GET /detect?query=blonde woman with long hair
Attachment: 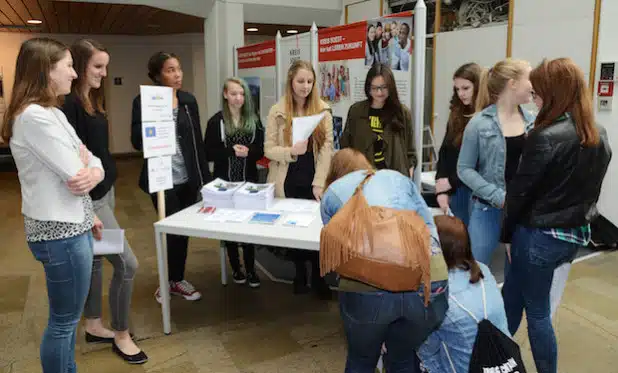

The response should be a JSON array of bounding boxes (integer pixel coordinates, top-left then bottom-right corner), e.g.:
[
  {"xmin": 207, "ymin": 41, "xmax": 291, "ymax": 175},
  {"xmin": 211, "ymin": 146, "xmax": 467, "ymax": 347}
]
[
  {"xmin": 264, "ymin": 60, "xmax": 334, "ymax": 298},
  {"xmin": 456, "ymin": 59, "xmax": 535, "ymax": 265}
]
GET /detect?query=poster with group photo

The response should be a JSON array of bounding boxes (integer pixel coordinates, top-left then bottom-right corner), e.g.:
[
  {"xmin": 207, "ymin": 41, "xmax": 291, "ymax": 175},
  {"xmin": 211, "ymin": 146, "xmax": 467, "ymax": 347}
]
[
  {"xmin": 237, "ymin": 40, "xmax": 277, "ymax": 125},
  {"xmin": 278, "ymin": 32, "xmax": 312, "ymax": 98},
  {"xmin": 318, "ymin": 12, "xmax": 414, "ymax": 149}
]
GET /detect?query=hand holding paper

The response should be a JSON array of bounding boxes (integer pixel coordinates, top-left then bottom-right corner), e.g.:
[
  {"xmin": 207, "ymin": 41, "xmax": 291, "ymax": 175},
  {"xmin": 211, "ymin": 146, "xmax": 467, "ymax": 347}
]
[{"xmin": 292, "ymin": 111, "xmax": 326, "ymax": 144}]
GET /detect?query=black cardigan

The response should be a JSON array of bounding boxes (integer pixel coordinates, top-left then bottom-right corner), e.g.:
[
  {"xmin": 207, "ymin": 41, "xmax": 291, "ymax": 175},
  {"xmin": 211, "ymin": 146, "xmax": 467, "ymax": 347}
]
[
  {"xmin": 204, "ymin": 110, "xmax": 264, "ymax": 183},
  {"xmin": 62, "ymin": 93, "xmax": 117, "ymax": 201},
  {"xmin": 130, "ymin": 90, "xmax": 211, "ymax": 196},
  {"xmin": 435, "ymin": 136, "xmax": 462, "ymax": 194}
]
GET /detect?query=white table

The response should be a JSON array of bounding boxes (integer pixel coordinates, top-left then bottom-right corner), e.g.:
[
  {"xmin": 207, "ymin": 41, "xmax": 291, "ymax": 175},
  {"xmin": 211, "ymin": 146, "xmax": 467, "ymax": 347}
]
[{"xmin": 153, "ymin": 200, "xmax": 443, "ymax": 334}]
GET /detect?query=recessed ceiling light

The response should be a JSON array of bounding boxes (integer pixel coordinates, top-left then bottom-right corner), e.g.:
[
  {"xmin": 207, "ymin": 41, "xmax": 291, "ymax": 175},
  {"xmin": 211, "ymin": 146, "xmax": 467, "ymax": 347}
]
[
  {"xmin": 27, "ymin": 19, "xmax": 42, "ymax": 25},
  {"xmin": 286, "ymin": 30, "xmax": 298, "ymax": 34},
  {"xmin": 246, "ymin": 27, "xmax": 259, "ymax": 32}
]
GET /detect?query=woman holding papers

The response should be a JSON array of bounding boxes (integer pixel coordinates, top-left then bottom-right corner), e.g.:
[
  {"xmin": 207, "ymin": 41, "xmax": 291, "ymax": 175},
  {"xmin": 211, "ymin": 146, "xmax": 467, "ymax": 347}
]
[
  {"xmin": 2, "ymin": 38, "xmax": 105, "ymax": 373},
  {"xmin": 341, "ymin": 63, "xmax": 416, "ymax": 177},
  {"xmin": 205, "ymin": 77, "xmax": 264, "ymax": 288},
  {"xmin": 63, "ymin": 39, "xmax": 147, "ymax": 364},
  {"xmin": 265, "ymin": 60, "xmax": 334, "ymax": 299},
  {"xmin": 131, "ymin": 52, "xmax": 211, "ymax": 304}
]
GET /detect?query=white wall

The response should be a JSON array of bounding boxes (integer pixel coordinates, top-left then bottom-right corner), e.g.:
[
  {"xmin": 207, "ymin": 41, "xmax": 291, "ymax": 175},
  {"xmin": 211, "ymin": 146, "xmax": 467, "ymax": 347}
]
[
  {"xmin": 433, "ymin": 26, "xmax": 508, "ymax": 146},
  {"xmin": 595, "ymin": 0, "xmax": 618, "ymax": 226},
  {"xmin": 245, "ymin": 34, "xmax": 275, "ymax": 45},
  {"xmin": 343, "ymin": 0, "xmax": 382, "ymax": 24},
  {"xmin": 0, "ymin": 32, "xmax": 205, "ymax": 154},
  {"xmin": 511, "ymin": 0, "xmax": 596, "ymax": 82}
]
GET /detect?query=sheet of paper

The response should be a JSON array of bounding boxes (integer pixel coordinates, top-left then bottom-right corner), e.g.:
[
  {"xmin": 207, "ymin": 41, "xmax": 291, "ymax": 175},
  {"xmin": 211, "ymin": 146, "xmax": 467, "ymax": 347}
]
[
  {"xmin": 292, "ymin": 111, "xmax": 326, "ymax": 144},
  {"xmin": 271, "ymin": 199, "xmax": 320, "ymax": 213},
  {"xmin": 93, "ymin": 229, "xmax": 125, "ymax": 255},
  {"xmin": 203, "ymin": 209, "xmax": 254, "ymax": 223},
  {"xmin": 148, "ymin": 156, "xmax": 173, "ymax": 193},
  {"xmin": 140, "ymin": 85, "xmax": 176, "ymax": 158},
  {"xmin": 282, "ymin": 213, "xmax": 315, "ymax": 227}
]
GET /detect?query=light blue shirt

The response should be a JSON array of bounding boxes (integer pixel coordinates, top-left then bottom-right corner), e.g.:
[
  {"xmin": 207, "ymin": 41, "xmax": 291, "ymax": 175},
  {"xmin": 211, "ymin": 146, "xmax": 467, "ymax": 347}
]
[{"xmin": 418, "ymin": 263, "xmax": 510, "ymax": 372}]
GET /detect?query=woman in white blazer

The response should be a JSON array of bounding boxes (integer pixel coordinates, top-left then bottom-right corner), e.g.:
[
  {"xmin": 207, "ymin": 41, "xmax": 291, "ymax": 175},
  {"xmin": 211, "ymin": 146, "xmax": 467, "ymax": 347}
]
[{"xmin": 1, "ymin": 38, "xmax": 104, "ymax": 373}]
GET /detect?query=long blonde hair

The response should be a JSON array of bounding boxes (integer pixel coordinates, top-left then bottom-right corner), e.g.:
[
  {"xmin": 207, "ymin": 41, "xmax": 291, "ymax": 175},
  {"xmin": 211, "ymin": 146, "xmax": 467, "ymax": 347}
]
[
  {"xmin": 283, "ymin": 60, "xmax": 327, "ymax": 149},
  {"xmin": 2, "ymin": 38, "xmax": 69, "ymax": 142},
  {"xmin": 476, "ymin": 58, "xmax": 530, "ymax": 112}
]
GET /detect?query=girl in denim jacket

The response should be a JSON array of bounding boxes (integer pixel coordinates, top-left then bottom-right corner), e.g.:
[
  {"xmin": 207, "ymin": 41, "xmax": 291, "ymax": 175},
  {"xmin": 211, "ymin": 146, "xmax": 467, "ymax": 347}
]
[{"xmin": 456, "ymin": 59, "xmax": 535, "ymax": 265}]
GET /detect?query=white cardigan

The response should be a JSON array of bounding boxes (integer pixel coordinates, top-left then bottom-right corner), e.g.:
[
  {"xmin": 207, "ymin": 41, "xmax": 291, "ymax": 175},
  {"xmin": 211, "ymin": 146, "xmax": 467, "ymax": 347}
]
[{"xmin": 10, "ymin": 104, "xmax": 104, "ymax": 223}]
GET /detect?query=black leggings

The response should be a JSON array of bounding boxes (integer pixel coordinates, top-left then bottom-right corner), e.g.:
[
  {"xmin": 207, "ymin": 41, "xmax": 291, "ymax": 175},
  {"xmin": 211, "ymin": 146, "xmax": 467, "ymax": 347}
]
[
  {"xmin": 224, "ymin": 242, "xmax": 255, "ymax": 273},
  {"xmin": 151, "ymin": 183, "xmax": 195, "ymax": 282}
]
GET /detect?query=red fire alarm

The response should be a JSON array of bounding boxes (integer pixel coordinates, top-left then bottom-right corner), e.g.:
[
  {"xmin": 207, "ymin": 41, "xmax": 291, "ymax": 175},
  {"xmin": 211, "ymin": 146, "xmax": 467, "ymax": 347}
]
[{"xmin": 598, "ymin": 81, "xmax": 614, "ymax": 97}]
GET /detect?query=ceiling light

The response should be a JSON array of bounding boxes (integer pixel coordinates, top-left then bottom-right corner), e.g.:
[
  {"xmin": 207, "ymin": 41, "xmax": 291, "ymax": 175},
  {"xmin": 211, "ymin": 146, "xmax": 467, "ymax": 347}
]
[
  {"xmin": 27, "ymin": 19, "xmax": 42, "ymax": 25},
  {"xmin": 286, "ymin": 30, "xmax": 299, "ymax": 34},
  {"xmin": 246, "ymin": 27, "xmax": 259, "ymax": 32}
]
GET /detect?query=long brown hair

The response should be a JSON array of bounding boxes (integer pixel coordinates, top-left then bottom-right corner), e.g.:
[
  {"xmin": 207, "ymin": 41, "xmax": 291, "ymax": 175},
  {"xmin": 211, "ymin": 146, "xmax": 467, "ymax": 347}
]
[
  {"xmin": 283, "ymin": 60, "xmax": 327, "ymax": 149},
  {"xmin": 434, "ymin": 215, "xmax": 484, "ymax": 283},
  {"xmin": 1, "ymin": 38, "xmax": 69, "ymax": 142},
  {"xmin": 476, "ymin": 58, "xmax": 530, "ymax": 112},
  {"xmin": 70, "ymin": 38, "xmax": 108, "ymax": 115},
  {"xmin": 364, "ymin": 63, "xmax": 405, "ymax": 130},
  {"xmin": 530, "ymin": 58, "xmax": 599, "ymax": 147},
  {"xmin": 445, "ymin": 63, "xmax": 481, "ymax": 147},
  {"xmin": 324, "ymin": 148, "xmax": 373, "ymax": 190}
]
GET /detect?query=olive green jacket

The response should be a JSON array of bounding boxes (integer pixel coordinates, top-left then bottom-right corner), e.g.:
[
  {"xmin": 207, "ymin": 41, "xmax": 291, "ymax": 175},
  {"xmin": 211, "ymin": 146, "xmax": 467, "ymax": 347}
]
[{"xmin": 341, "ymin": 100, "xmax": 417, "ymax": 175}]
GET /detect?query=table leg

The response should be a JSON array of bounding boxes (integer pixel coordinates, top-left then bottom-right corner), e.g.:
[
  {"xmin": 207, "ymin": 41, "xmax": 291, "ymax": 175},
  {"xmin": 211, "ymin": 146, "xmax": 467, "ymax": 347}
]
[
  {"xmin": 155, "ymin": 229, "xmax": 171, "ymax": 335},
  {"xmin": 220, "ymin": 242, "xmax": 228, "ymax": 286}
]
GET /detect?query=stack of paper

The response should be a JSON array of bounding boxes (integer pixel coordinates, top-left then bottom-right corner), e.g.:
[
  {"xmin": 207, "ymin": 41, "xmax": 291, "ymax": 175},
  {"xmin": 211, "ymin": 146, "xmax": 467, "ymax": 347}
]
[
  {"xmin": 233, "ymin": 182, "xmax": 275, "ymax": 210},
  {"xmin": 200, "ymin": 178, "xmax": 245, "ymax": 208}
]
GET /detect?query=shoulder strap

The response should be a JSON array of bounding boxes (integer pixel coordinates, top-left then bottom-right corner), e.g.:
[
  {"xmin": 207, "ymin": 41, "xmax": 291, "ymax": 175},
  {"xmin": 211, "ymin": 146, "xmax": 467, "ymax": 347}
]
[{"xmin": 448, "ymin": 279, "xmax": 487, "ymax": 323}]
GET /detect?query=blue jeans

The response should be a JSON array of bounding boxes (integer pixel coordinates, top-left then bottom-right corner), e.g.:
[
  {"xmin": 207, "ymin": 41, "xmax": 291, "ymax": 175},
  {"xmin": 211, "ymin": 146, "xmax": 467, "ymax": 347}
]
[
  {"xmin": 502, "ymin": 226, "xmax": 578, "ymax": 373},
  {"xmin": 449, "ymin": 186, "xmax": 472, "ymax": 226},
  {"xmin": 28, "ymin": 232, "xmax": 94, "ymax": 373},
  {"xmin": 467, "ymin": 199, "xmax": 503, "ymax": 264},
  {"xmin": 339, "ymin": 281, "xmax": 449, "ymax": 373}
]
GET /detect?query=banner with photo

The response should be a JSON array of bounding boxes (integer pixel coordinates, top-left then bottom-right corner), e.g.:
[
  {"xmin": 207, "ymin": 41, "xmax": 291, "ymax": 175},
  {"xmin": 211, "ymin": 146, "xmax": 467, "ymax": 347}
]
[
  {"xmin": 237, "ymin": 40, "xmax": 277, "ymax": 125},
  {"xmin": 318, "ymin": 11, "xmax": 414, "ymax": 149},
  {"xmin": 278, "ymin": 32, "xmax": 312, "ymax": 98}
]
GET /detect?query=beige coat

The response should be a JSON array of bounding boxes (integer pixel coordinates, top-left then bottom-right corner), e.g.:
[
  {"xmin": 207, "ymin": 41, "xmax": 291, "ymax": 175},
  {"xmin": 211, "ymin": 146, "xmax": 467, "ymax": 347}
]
[{"xmin": 264, "ymin": 98, "xmax": 334, "ymax": 198}]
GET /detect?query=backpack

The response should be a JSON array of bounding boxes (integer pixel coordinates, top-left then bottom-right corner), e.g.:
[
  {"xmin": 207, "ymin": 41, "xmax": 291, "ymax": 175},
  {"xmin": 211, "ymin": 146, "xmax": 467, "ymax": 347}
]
[
  {"xmin": 319, "ymin": 170, "xmax": 433, "ymax": 305},
  {"xmin": 444, "ymin": 280, "xmax": 527, "ymax": 373}
]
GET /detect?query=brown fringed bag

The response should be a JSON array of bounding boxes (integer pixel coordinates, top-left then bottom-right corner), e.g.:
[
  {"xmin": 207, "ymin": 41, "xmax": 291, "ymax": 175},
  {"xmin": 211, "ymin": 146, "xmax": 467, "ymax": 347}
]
[{"xmin": 320, "ymin": 171, "xmax": 433, "ymax": 305}]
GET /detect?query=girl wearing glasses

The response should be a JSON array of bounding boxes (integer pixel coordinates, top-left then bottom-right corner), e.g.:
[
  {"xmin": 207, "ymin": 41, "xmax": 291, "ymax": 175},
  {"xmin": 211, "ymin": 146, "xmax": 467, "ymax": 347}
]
[{"xmin": 341, "ymin": 63, "xmax": 416, "ymax": 177}]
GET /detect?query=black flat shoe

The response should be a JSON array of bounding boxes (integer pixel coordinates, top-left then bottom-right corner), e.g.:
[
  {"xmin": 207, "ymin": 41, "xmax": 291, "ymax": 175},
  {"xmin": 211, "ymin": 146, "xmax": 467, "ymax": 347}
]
[
  {"xmin": 85, "ymin": 332, "xmax": 135, "ymax": 344},
  {"xmin": 112, "ymin": 342, "xmax": 148, "ymax": 364},
  {"xmin": 85, "ymin": 332, "xmax": 114, "ymax": 344}
]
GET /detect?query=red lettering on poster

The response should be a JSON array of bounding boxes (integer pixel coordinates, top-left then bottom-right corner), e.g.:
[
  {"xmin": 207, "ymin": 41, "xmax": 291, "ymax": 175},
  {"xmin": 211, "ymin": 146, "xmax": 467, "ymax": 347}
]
[
  {"xmin": 318, "ymin": 22, "xmax": 366, "ymax": 62},
  {"xmin": 238, "ymin": 40, "xmax": 276, "ymax": 69},
  {"xmin": 598, "ymin": 81, "xmax": 614, "ymax": 97},
  {"xmin": 384, "ymin": 10, "xmax": 414, "ymax": 19}
]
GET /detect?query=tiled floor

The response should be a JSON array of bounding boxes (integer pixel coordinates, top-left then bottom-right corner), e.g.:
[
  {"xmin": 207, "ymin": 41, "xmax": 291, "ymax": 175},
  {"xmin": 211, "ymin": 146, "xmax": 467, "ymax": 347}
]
[{"xmin": 1, "ymin": 159, "xmax": 616, "ymax": 372}]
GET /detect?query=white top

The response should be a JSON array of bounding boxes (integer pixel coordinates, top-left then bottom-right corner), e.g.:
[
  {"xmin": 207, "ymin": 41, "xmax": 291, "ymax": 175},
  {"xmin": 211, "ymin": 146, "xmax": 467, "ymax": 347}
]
[{"xmin": 10, "ymin": 104, "xmax": 104, "ymax": 223}]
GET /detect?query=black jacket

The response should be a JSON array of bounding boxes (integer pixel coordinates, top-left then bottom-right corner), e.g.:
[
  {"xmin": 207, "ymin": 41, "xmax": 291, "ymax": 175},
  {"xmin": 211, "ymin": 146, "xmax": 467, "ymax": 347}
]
[
  {"xmin": 62, "ymin": 93, "xmax": 117, "ymax": 201},
  {"xmin": 204, "ymin": 111, "xmax": 264, "ymax": 183},
  {"xmin": 504, "ymin": 116, "xmax": 612, "ymax": 235},
  {"xmin": 131, "ymin": 90, "xmax": 211, "ymax": 196}
]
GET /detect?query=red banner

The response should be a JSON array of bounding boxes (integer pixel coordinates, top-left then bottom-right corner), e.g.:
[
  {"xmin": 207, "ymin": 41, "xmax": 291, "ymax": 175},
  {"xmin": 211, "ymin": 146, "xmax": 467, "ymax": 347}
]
[
  {"xmin": 318, "ymin": 22, "xmax": 366, "ymax": 62},
  {"xmin": 238, "ymin": 40, "xmax": 276, "ymax": 69}
]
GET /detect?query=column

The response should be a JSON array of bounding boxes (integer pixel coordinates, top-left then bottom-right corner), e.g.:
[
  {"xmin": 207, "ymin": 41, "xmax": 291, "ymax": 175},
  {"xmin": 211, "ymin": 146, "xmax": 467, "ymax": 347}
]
[{"xmin": 204, "ymin": 0, "xmax": 245, "ymax": 120}]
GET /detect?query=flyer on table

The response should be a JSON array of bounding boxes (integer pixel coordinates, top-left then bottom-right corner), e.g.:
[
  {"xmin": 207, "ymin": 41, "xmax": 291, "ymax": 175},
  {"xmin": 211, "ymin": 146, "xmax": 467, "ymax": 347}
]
[
  {"xmin": 318, "ymin": 12, "xmax": 413, "ymax": 149},
  {"xmin": 237, "ymin": 40, "xmax": 277, "ymax": 125},
  {"xmin": 140, "ymin": 85, "xmax": 176, "ymax": 158}
]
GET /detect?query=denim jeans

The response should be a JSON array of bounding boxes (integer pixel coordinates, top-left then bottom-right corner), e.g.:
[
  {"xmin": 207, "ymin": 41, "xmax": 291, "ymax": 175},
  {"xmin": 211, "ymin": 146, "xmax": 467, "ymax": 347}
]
[
  {"xmin": 467, "ymin": 199, "xmax": 503, "ymax": 265},
  {"xmin": 449, "ymin": 186, "xmax": 472, "ymax": 227},
  {"xmin": 28, "ymin": 232, "xmax": 94, "ymax": 373},
  {"xmin": 339, "ymin": 281, "xmax": 449, "ymax": 373},
  {"xmin": 502, "ymin": 225, "xmax": 579, "ymax": 373}
]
